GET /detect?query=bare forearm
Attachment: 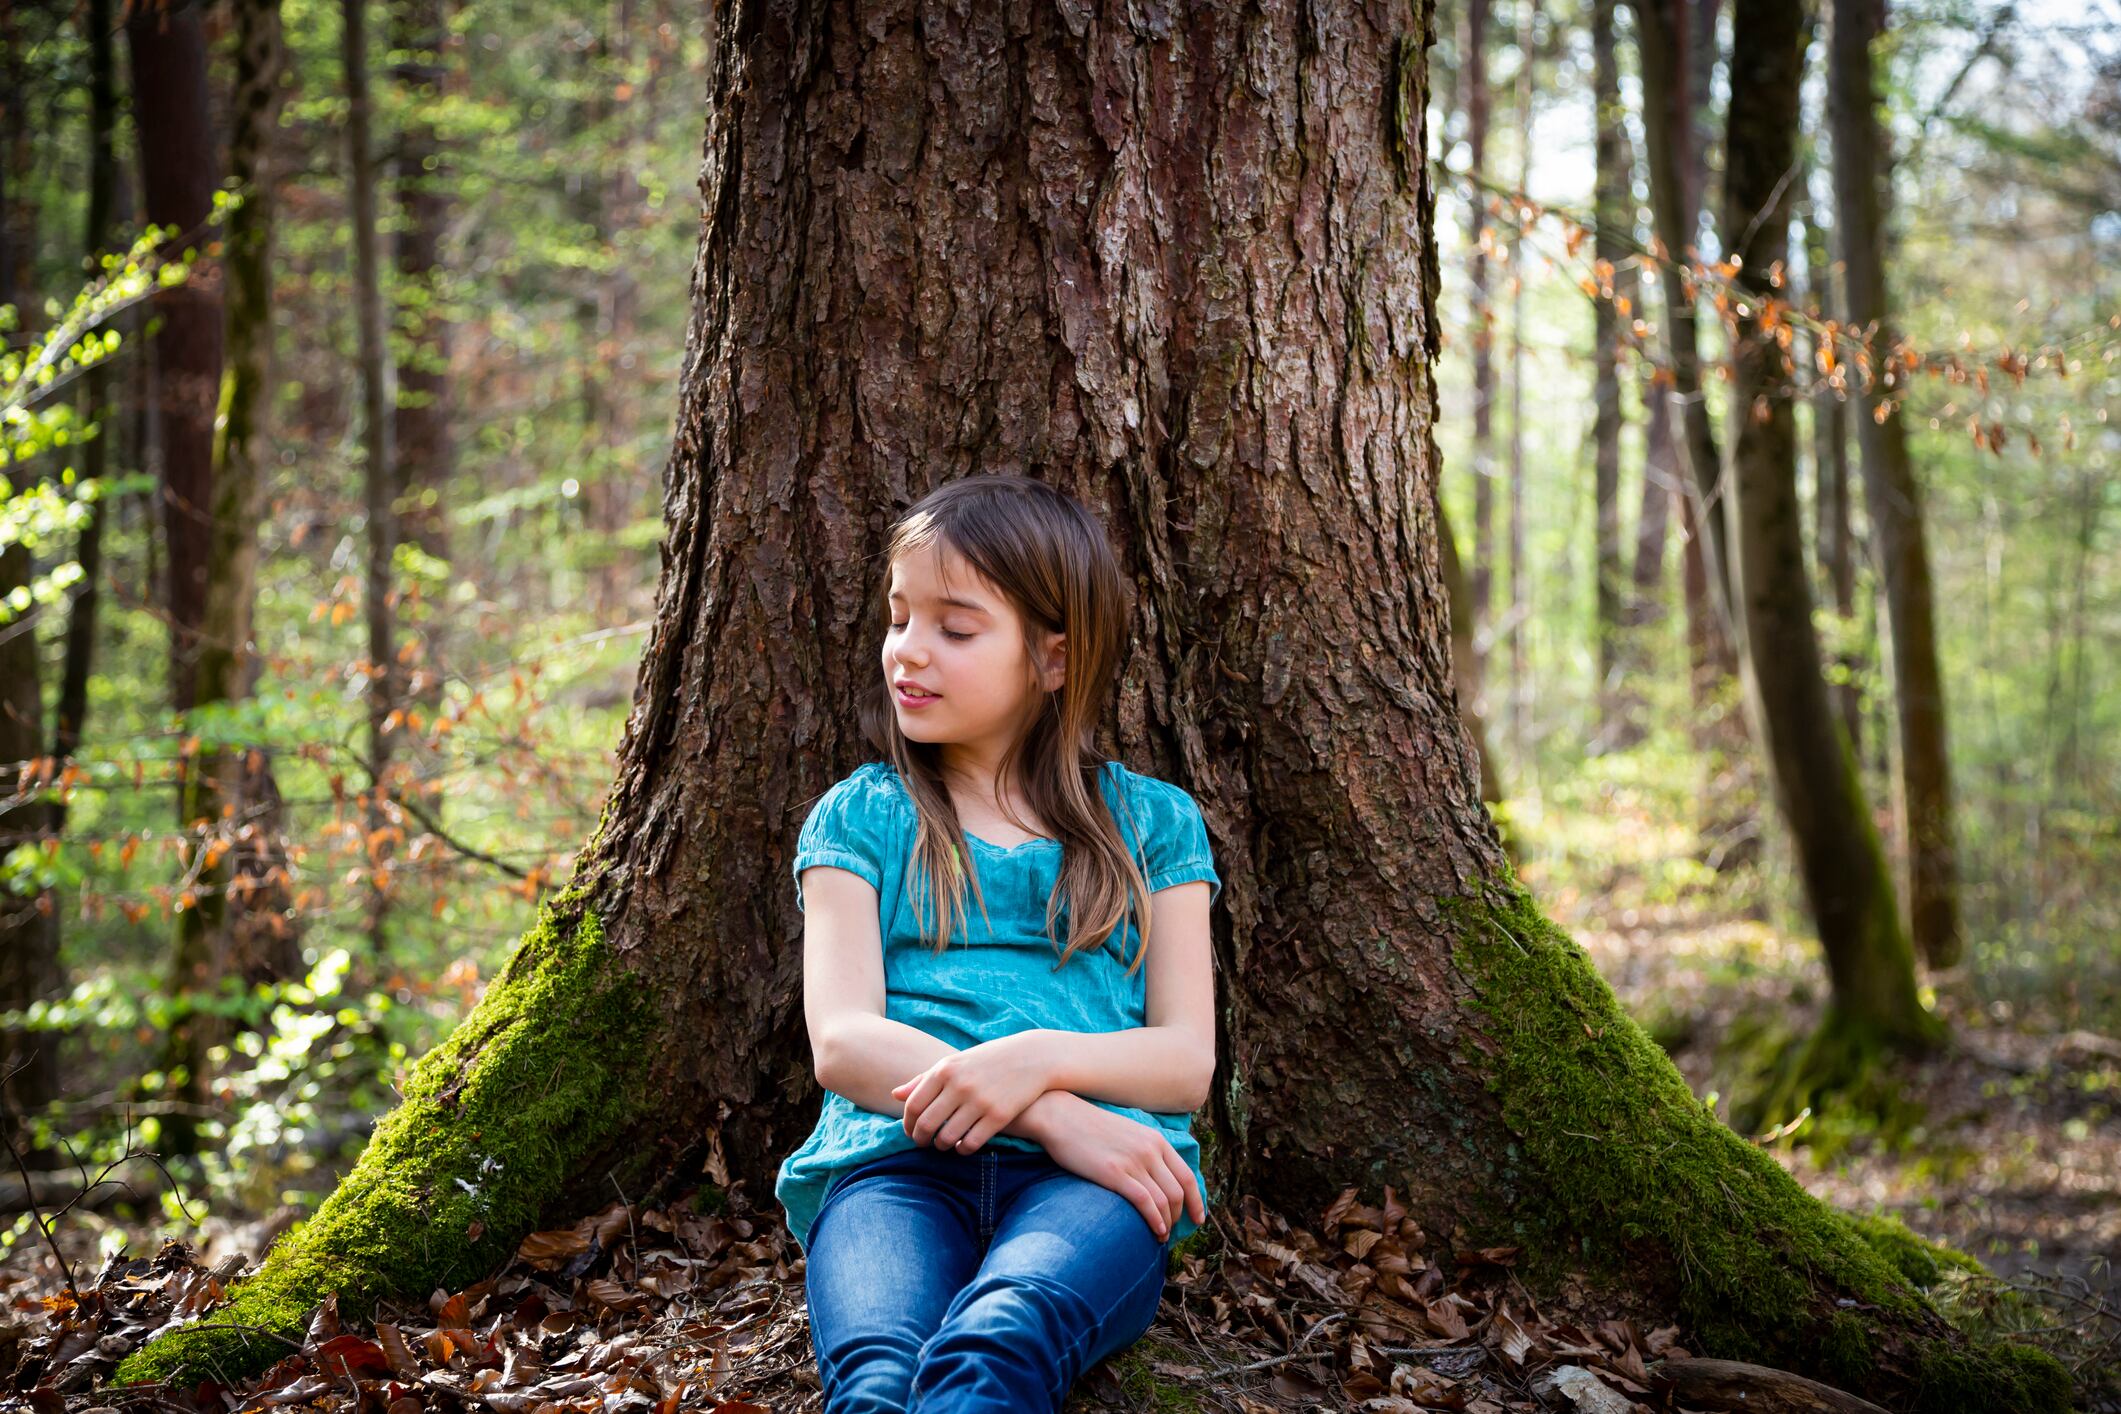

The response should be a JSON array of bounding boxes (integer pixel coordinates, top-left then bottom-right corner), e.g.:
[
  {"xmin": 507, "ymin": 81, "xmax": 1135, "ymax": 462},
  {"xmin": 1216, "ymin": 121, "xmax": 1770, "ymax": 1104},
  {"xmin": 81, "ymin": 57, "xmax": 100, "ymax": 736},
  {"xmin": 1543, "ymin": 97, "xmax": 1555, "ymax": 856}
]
[
  {"xmin": 1031, "ymin": 1026, "xmax": 1213, "ymax": 1114},
  {"xmin": 816, "ymin": 1014, "xmax": 1052, "ymax": 1141}
]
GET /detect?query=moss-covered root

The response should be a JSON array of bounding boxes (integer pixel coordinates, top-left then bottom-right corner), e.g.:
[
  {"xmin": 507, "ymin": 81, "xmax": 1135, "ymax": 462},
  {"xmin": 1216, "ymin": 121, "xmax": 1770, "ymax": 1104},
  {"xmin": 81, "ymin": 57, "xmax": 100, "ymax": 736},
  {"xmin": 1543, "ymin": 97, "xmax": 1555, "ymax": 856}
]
[
  {"xmin": 113, "ymin": 888, "xmax": 654, "ymax": 1389},
  {"xmin": 1730, "ymin": 999, "xmax": 1936, "ymax": 1139},
  {"xmin": 1445, "ymin": 881, "xmax": 2073, "ymax": 1414}
]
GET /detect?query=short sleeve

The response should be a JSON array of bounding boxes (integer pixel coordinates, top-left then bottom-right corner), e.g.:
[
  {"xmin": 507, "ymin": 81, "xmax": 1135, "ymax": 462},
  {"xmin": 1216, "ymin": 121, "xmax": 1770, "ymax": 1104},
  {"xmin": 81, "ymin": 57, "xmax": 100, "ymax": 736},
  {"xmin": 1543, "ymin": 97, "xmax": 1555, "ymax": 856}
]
[
  {"xmin": 791, "ymin": 768, "xmax": 891, "ymax": 913},
  {"xmin": 1135, "ymin": 776, "xmax": 1222, "ymax": 905}
]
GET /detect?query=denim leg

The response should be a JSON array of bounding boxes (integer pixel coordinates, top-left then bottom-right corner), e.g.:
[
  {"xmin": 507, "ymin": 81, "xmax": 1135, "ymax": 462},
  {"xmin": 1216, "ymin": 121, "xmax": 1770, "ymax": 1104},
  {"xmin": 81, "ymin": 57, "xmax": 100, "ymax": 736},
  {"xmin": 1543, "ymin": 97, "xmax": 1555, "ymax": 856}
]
[
  {"xmin": 804, "ymin": 1152, "xmax": 984, "ymax": 1414},
  {"xmin": 908, "ymin": 1165, "xmax": 1171, "ymax": 1413}
]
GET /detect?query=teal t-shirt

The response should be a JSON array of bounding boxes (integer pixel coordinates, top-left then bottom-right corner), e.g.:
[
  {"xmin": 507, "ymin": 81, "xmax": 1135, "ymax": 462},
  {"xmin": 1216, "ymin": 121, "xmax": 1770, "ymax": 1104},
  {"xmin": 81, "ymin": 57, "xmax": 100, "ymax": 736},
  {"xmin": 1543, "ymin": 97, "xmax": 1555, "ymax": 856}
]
[{"xmin": 775, "ymin": 759, "xmax": 1221, "ymax": 1254}]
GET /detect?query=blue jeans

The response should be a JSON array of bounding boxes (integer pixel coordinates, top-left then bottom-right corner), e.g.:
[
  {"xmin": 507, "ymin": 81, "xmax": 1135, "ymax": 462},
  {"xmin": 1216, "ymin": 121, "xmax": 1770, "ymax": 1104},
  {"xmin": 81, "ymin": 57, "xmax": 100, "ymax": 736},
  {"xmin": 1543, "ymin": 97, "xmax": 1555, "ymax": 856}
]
[{"xmin": 803, "ymin": 1145, "xmax": 1176, "ymax": 1412}]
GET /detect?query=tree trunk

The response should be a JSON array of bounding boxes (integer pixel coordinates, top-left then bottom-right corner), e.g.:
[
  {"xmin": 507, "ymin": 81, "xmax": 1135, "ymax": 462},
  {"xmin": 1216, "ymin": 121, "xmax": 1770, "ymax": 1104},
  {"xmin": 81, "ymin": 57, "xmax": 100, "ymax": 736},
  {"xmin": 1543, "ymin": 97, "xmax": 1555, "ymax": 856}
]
[
  {"xmin": 1464, "ymin": 0, "xmax": 1497, "ymax": 683},
  {"xmin": 1591, "ymin": 0, "xmax": 1626, "ymax": 739},
  {"xmin": 53, "ymin": 0, "xmax": 121, "ymax": 828},
  {"xmin": 1720, "ymin": 0, "xmax": 1938, "ymax": 1080},
  {"xmin": 1801, "ymin": 187, "xmax": 1862, "ymax": 753},
  {"xmin": 1632, "ymin": 0, "xmax": 1759, "ymax": 869},
  {"xmin": 0, "ymin": 0, "xmax": 61, "ymax": 1148},
  {"xmin": 1628, "ymin": 0, "xmax": 1733, "ymax": 650},
  {"xmin": 1504, "ymin": 0, "xmax": 1536, "ymax": 764},
  {"xmin": 161, "ymin": 0, "xmax": 298, "ymax": 1158},
  {"xmin": 117, "ymin": 6, "xmax": 2065, "ymax": 1410},
  {"xmin": 389, "ymin": 0, "xmax": 455, "ymax": 714},
  {"xmin": 0, "ymin": 538, "xmax": 58, "ymax": 1153},
  {"xmin": 1826, "ymin": 0, "xmax": 1962, "ymax": 969},
  {"xmin": 345, "ymin": 0, "xmax": 400, "ymax": 973},
  {"xmin": 125, "ymin": 0, "xmax": 224, "ymax": 741}
]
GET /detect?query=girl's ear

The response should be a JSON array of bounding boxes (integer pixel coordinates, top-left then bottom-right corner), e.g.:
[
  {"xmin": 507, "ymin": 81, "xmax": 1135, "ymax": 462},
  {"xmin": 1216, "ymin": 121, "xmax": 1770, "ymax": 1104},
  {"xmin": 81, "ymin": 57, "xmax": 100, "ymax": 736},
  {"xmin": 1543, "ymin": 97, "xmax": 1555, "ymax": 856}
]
[{"xmin": 1039, "ymin": 632, "xmax": 1066, "ymax": 693}]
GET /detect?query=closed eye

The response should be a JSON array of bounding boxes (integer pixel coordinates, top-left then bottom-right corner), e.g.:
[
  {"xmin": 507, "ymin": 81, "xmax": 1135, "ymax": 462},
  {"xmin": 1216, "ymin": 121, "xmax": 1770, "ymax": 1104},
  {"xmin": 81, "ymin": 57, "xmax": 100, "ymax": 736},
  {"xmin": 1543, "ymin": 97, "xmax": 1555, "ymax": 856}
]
[{"xmin": 889, "ymin": 622, "xmax": 973, "ymax": 641}]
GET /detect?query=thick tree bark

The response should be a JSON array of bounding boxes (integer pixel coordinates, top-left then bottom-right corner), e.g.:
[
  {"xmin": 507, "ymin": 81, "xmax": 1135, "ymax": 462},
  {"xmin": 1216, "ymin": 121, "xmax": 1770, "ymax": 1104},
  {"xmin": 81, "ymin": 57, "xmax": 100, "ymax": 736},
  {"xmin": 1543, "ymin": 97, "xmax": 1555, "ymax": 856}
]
[
  {"xmin": 118, "ymin": 6, "xmax": 2065, "ymax": 1410},
  {"xmin": 162, "ymin": 0, "xmax": 298, "ymax": 1157},
  {"xmin": 1720, "ymin": 0, "xmax": 1937, "ymax": 1070},
  {"xmin": 1826, "ymin": 0, "xmax": 1962, "ymax": 969}
]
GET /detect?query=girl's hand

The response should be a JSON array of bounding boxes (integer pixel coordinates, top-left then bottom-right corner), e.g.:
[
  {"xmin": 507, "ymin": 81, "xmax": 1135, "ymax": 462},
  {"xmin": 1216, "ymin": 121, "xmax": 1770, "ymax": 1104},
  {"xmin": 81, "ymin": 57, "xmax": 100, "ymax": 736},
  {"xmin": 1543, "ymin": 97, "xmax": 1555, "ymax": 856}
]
[
  {"xmin": 1034, "ymin": 1094, "xmax": 1204, "ymax": 1242},
  {"xmin": 891, "ymin": 1033, "xmax": 1053, "ymax": 1153}
]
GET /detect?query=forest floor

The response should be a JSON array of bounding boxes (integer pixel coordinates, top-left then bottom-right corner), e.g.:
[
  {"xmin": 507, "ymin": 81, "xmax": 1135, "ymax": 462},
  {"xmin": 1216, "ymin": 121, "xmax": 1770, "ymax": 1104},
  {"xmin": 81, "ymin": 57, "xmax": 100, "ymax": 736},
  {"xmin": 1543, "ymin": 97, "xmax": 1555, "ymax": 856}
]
[{"xmin": 7, "ymin": 884, "xmax": 2120, "ymax": 1414}]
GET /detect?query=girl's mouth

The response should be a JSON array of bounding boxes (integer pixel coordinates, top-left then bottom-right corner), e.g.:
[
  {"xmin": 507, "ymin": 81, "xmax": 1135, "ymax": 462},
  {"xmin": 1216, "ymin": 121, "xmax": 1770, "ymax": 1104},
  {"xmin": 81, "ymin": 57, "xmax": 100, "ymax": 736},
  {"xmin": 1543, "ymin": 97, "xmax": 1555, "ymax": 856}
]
[{"xmin": 896, "ymin": 685, "xmax": 942, "ymax": 708}]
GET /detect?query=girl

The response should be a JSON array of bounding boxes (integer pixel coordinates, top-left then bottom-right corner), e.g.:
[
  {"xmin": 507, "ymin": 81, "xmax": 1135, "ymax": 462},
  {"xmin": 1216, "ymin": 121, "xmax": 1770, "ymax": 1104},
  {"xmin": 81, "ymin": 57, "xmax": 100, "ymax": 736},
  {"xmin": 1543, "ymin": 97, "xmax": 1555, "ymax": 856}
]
[{"xmin": 777, "ymin": 475, "xmax": 1221, "ymax": 1413}]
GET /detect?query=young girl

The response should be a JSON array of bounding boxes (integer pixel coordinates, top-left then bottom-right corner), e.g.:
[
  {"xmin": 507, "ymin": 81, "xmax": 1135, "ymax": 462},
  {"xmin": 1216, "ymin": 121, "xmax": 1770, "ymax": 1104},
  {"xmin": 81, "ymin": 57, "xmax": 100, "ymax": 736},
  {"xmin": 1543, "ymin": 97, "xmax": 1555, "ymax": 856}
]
[{"xmin": 776, "ymin": 476, "xmax": 1221, "ymax": 1413}]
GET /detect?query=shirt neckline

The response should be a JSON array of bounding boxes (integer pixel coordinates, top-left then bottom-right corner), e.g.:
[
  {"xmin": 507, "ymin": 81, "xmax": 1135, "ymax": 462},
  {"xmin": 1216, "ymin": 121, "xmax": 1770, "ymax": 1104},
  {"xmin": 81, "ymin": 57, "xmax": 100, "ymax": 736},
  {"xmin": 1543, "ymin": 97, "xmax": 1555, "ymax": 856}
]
[{"xmin": 872, "ymin": 759, "xmax": 1118, "ymax": 854}]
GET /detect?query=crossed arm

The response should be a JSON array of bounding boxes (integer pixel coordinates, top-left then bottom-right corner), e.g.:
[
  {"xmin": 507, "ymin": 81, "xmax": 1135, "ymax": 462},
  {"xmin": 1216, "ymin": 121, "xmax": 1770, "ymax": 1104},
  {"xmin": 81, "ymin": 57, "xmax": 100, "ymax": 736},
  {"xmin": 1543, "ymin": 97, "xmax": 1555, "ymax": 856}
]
[{"xmin": 802, "ymin": 867, "xmax": 1217, "ymax": 1128}]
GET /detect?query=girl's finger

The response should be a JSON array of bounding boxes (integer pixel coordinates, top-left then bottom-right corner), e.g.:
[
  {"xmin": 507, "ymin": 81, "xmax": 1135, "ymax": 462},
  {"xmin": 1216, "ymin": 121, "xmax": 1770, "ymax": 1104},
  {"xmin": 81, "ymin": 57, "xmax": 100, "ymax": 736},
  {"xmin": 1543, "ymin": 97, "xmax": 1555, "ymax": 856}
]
[
  {"xmin": 1151, "ymin": 1155, "xmax": 1183, "ymax": 1231},
  {"xmin": 1120, "ymin": 1174, "xmax": 1167, "ymax": 1240},
  {"xmin": 1163, "ymin": 1147, "xmax": 1203, "ymax": 1224}
]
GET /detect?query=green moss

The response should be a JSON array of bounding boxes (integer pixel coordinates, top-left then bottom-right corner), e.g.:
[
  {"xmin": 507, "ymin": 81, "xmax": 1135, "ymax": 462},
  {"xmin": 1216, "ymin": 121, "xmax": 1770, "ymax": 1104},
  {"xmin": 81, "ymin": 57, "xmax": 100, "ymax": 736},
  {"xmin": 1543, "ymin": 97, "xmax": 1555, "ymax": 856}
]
[
  {"xmin": 1436, "ymin": 877, "xmax": 2070, "ymax": 1412},
  {"xmin": 1165, "ymin": 1225, "xmax": 1212, "ymax": 1276},
  {"xmin": 1098, "ymin": 1336, "xmax": 1208, "ymax": 1413},
  {"xmin": 1849, "ymin": 1211, "xmax": 1984, "ymax": 1289},
  {"xmin": 1914, "ymin": 1339, "xmax": 2074, "ymax": 1414},
  {"xmin": 1818, "ymin": 1310, "xmax": 1875, "ymax": 1388},
  {"xmin": 114, "ymin": 886, "xmax": 654, "ymax": 1388}
]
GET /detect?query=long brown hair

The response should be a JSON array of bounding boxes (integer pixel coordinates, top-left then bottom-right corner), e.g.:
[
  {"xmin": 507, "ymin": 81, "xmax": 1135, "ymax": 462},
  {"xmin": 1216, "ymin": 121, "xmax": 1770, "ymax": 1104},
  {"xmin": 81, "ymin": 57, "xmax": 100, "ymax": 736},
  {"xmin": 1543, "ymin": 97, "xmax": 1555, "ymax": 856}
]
[{"xmin": 853, "ymin": 476, "xmax": 1160, "ymax": 973}]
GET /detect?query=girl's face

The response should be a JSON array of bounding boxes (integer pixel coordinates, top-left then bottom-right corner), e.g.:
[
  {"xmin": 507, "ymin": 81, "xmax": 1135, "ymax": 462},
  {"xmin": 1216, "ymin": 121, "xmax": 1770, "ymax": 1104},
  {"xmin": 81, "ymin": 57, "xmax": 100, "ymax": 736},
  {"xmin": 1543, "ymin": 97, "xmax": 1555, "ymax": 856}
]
[{"xmin": 883, "ymin": 543, "xmax": 1064, "ymax": 781}]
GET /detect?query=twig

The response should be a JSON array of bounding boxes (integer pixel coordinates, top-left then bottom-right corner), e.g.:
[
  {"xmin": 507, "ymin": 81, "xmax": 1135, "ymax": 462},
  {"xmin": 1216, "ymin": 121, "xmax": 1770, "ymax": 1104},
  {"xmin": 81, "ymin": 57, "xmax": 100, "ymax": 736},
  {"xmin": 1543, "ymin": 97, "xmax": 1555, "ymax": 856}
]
[{"xmin": 0, "ymin": 1052, "xmax": 78, "ymax": 1303}]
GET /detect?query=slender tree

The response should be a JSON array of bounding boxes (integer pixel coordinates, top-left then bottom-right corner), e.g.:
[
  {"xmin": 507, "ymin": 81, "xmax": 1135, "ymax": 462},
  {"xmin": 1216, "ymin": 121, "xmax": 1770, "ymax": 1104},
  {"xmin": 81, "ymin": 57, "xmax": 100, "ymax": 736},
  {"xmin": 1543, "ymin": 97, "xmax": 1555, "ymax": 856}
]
[
  {"xmin": 53, "ymin": 0, "xmax": 120, "ymax": 826},
  {"xmin": 0, "ymin": 0, "xmax": 61, "ymax": 1143},
  {"xmin": 1628, "ymin": 0, "xmax": 1732, "ymax": 644},
  {"xmin": 119, "ymin": 6, "xmax": 2065, "ymax": 1409},
  {"xmin": 389, "ymin": 0, "xmax": 455, "ymax": 714},
  {"xmin": 1721, "ymin": 0, "xmax": 1939, "ymax": 1107},
  {"xmin": 1801, "ymin": 184, "xmax": 1863, "ymax": 751},
  {"xmin": 161, "ymin": 0, "xmax": 298, "ymax": 1157},
  {"xmin": 125, "ymin": 0, "xmax": 225, "ymax": 750},
  {"xmin": 1826, "ymin": 0, "xmax": 1963, "ymax": 968},
  {"xmin": 345, "ymin": 0, "xmax": 400, "ymax": 969},
  {"xmin": 1465, "ymin": 0, "xmax": 1498, "ymax": 680},
  {"xmin": 1591, "ymin": 0, "xmax": 1628, "ymax": 736},
  {"xmin": 1505, "ymin": 0, "xmax": 1539, "ymax": 761}
]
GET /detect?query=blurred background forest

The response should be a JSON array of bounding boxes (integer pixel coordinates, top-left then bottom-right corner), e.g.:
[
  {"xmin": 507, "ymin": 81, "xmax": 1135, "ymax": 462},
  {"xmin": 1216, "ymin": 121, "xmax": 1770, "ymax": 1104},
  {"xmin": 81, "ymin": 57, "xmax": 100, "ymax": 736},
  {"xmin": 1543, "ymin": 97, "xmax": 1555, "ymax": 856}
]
[{"xmin": 1, "ymin": 0, "xmax": 2116, "ymax": 1376}]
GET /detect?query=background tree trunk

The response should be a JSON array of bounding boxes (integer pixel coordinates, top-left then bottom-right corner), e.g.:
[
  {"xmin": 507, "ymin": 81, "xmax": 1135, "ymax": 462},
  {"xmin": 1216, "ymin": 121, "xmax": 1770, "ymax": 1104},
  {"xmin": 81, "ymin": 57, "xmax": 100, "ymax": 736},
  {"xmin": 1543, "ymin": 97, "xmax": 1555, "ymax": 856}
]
[
  {"xmin": 117, "ymin": 6, "xmax": 2066, "ymax": 1409},
  {"xmin": 389, "ymin": 0, "xmax": 456, "ymax": 715},
  {"xmin": 1719, "ymin": 0, "xmax": 1939, "ymax": 1094},
  {"xmin": 344, "ymin": 0, "xmax": 400, "ymax": 976},
  {"xmin": 52, "ymin": 0, "xmax": 120, "ymax": 827},
  {"xmin": 161, "ymin": 0, "xmax": 297, "ymax": 1158},
  {"xmin": 1801, "ymin": 186, "xmax": 1864, "ymax": 753},
  {"xmin": 126, "ymin": 0, "xmax": 225, "ymax": 783},
  {"xmin": 1465, "ymin": 0, "xmax": 1497, "ymax": 689},
  {"xmin": 1826, "ymin": 0, "xmax": 1963, "ymax": 969},
  {"xmin": 1505, "ymin": 0, "xmax": 1537, "ymax": 765},
  {"xmin": 1591, "ymin": 0, "xmax": 1626, "ymax": 741},
  {"xmin": 0, "ymin": 0, "xmax": 61, "ymax": 1147}
]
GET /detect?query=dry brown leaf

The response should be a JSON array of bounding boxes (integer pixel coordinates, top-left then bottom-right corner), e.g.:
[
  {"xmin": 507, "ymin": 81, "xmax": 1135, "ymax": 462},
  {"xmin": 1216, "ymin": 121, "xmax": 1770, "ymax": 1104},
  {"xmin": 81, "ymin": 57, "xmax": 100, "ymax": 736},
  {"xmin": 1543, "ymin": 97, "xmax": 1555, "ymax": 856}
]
[
  {"xmin": 1422, "ymin": 1297, "xmax": 1470, "ymax": 1341},
  {"xmin": 1491, "ymin": 1307, "xmax": 1534, "ymax": 1366}
]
